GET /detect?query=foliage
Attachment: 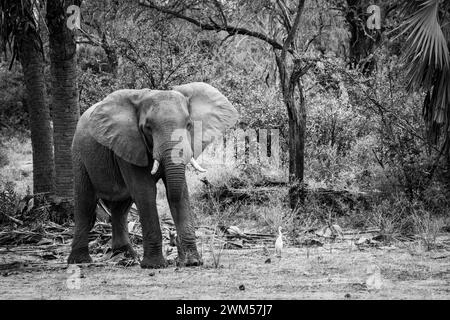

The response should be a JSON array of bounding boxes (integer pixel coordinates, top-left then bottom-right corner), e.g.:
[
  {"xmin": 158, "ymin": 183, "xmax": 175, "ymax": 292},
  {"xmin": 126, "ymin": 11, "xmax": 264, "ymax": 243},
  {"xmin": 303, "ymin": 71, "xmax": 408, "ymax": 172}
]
[
  {"xmin": 0, "ymin": 148, "xmax": 7, "ymax": 168},
  {"xmin": 299, "ymin": 50, "xmax": 449, "ymax": 208},
  {"xmin": 399, "ymin": 0, "xmax": 450, "ymax": 143},
  {"xmin": 0, "ymin": 181, "xmax": 19, "ymax": 223},
  {"xmin": 78, "ymin": 67, "xmax": 118, "ymax": 113},
  {"xmin": 0, "ymin": 63, "xmax": 27, "ymax": 131},
  {"xmin": 0, "ymin": 0, "xmax": 44, "ymax": 64},
  {"xmin": 0, "ymin": 0, "xmax": 449, "ymax": 236}
]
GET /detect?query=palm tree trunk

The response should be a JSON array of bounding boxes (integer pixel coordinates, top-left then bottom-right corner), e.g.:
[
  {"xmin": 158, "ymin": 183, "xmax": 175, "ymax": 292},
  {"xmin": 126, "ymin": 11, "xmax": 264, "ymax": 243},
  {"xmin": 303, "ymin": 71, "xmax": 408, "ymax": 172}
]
[
  {"xmin": 445, "ymin": 148, "xmax": 450, "ymax": 200},
  {"xmin": 47, "ymin": 0, "xmax": 80, "ymax": 200},
  {"xmin": 18, "ymin": 33, "xmax": 55, "ymax": 195}
]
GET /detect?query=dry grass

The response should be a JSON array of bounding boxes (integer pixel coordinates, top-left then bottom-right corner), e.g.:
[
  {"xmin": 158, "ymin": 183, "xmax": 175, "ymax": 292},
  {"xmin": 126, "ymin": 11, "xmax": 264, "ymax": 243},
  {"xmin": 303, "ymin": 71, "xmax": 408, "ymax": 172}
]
[
  {"xmin": 0, "ymin": 134, "xmax": 33, "ymax": 196},
  {"xmin": 1, "ymin": 237, "xmax": 449, "ymax": 299}
]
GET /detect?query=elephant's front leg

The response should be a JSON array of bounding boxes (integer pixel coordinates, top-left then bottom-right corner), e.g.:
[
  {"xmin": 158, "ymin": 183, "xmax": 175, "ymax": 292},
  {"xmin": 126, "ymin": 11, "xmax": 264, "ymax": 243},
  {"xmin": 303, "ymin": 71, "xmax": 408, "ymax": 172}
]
[
  {"xmin": 135, "ymin": 193, "xmax": 167, "ymax": 268},
  {"xmin": 119, "ymin": 161, "xmax": 167, "ymax": 269},
  {"xmin": 166, "ymin": 181, "xmax": 203, "ymax": 267}
]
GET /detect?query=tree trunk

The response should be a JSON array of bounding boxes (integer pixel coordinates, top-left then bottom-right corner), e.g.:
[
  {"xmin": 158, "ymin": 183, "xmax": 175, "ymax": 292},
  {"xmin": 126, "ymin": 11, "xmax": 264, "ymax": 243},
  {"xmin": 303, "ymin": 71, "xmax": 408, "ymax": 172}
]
[
  {"xmin": 287, "ymin": 90, "xmax": 305, "ymax": 183},
  {"xmin": 445, "ymin": 147, "xmax": 450, "ymax": 200},
  {"xmin": 47, "ymin": 0, "xmax": 80, "ymax": 201},
  {"xmin": 276, "ymin": 55, "xmax": 307, "ymax": 209},
  {"xmin": 101, "ymin": 33, "xmax": 118, "ymax": 75},
  {"xmin": 285, "ymin": 85, "xmax": 306, "ymax": 209},
  {"xmin": 18, "ymin": 32, "xmax": 55, "ymax": 195}
]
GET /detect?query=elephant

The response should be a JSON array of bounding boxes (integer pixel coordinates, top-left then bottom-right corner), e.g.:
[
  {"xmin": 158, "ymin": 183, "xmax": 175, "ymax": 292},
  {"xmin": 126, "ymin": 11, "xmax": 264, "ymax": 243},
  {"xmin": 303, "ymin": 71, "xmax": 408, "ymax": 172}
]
[{"xmin": 67, "ymin": 82, "xmax": 238, "ymax": 268}]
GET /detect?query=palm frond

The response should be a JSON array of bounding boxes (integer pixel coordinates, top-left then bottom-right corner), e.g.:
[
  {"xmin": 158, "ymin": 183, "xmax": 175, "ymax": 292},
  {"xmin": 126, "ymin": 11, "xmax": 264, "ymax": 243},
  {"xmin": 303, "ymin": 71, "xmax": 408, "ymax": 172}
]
[
  {"xmin": 400, "ymin": 0, "xmax": 450, "ymax": 142},
  {"xmin": 0, "ymin": 0, "xmax": 44, "ymax": 65}
]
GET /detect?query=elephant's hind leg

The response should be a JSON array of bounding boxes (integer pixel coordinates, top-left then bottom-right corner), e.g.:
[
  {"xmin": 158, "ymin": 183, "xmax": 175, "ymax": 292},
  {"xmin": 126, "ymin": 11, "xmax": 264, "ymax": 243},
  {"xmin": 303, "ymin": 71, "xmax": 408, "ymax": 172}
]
[
  {"xmin": 105, "ymin": 199, "xmax": 138, "ymax": 259},
  {"xmin": 68, "ymin": 162, "xmax": 97, "ymax": 264}
]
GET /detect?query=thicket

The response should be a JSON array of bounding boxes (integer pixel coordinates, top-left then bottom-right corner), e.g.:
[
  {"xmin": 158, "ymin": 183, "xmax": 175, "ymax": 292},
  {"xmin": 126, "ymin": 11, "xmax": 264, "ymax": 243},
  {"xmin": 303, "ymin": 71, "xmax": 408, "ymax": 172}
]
[{"xmin": 1, "ymin": 1, "xmax": 449, "ymax": 237}]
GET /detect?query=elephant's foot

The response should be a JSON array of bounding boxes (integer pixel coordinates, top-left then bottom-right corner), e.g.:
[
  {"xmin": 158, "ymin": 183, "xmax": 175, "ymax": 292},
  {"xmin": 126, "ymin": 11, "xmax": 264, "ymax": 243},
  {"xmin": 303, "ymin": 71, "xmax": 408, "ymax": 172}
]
[
  {"xmin": 140, "ymin": 255, "xmax": 168, "ymax": 269},
  {"xmin": 112, "ymin": 243, "xmax": 138, "ymax": 259},
  {"xmin": 67, "ymin": 247, "xmax": 92, "ymax": 264},
  {"xmin": 177, "ymin": 250, "xmax": 203, "ymax": 267}
]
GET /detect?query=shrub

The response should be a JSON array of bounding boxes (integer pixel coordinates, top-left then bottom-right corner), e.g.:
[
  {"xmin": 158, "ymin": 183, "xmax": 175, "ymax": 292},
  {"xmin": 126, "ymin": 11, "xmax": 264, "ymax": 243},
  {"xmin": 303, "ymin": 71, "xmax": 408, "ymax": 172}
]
[
  {"xmin": 0, "ymin": 181, "xmax": 19, "ymax": 224},
  {"xmin": 0, "ymin": 145, "xmax": 8, "ymax": 167},
  {"xmin": 0, "ymin": 63, "xmax": 27, "ymax": 132}
]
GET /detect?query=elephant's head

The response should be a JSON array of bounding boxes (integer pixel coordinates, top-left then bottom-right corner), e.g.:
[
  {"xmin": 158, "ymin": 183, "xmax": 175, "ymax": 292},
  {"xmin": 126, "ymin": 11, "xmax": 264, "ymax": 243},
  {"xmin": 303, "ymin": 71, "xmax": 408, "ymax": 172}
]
[{"xmin": 88, "ymin": 82, "xmax": 238, "ymax": 201}]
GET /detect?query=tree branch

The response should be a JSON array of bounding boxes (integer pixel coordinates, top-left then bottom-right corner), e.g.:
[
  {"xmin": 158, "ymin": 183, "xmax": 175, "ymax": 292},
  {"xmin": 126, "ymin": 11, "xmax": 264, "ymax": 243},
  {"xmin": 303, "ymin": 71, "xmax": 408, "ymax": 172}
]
[
  {"xmin": 289, "ymin": 59, "xmax": 313, "ymax": 94},
  {"xmin": 138, "ymin": 0, "xmax": 285, "ymax": 51},
  {"xmin": 276, "ymin": 0, "xmax": 293, "ymax": 31},
  {"xmin": 77, "ymin": 28, "xmax": 103, "ymax": 46},
  {"xmin": 212, "ymin": 0, "xmax": 227, "ymax": 27},
  {"xmin": 281, "ymin": 0, "xmax": 306, "ymax": 62}
]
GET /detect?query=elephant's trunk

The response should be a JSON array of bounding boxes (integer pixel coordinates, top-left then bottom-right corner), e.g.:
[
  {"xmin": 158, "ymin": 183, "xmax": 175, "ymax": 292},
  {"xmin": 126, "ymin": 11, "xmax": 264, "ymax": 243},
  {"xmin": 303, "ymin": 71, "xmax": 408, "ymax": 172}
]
[{"xmin": 162, "ymin": 152, "xmax": 186, "ymax": 203}]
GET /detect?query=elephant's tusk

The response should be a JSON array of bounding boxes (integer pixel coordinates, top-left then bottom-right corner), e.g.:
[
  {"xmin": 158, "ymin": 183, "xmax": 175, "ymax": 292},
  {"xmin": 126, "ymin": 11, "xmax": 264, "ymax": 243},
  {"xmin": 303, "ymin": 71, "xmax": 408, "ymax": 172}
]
[
  {"xmin": 151, "ymin": 160, "xmax": 160, "ymax": 175},
  {"xmin": 190, "ymin": 158, "xmax": 207, "ymax": 173}
]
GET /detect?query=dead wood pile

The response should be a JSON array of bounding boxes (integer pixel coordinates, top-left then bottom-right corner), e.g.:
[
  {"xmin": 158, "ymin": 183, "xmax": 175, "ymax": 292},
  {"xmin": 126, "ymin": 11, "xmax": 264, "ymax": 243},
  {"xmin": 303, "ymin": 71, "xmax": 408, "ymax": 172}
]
[
  {"xmin": 199, "ymin": 176, "xmax": 374, "ymax": 215},
  {"xmin": 199, "ymin": 177, "xmax": 287, "ymax": 206}
]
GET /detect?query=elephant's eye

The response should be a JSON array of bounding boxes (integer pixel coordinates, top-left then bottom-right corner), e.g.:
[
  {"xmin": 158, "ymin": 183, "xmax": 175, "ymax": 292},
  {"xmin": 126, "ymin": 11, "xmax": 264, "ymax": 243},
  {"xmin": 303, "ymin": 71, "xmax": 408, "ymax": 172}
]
[{"xmin": 186, "ymin": 121, "xmax": 193, "ymax": 131}]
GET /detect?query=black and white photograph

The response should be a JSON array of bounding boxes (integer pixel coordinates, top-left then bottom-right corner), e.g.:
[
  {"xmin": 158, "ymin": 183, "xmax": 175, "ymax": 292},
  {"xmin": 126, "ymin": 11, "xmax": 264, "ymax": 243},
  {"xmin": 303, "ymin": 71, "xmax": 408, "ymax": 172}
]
[{"xmin": 0, "ymin": 0, "xmax": 449, "ymax": 302}]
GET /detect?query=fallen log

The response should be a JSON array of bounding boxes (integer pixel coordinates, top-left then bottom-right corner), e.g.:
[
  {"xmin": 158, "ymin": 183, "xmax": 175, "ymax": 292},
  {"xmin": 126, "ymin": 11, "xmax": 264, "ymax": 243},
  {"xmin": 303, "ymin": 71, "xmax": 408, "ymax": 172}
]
[{"xmin": 199, "ymin": 177, "xmax": 278, "ymax": 205}]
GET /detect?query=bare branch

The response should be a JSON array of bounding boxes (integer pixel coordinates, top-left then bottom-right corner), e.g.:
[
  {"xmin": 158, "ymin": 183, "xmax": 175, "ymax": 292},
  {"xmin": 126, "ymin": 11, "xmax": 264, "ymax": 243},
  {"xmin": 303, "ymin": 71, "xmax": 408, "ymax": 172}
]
[
  {"xmin": 304, "ymin": 11, "xmax": 327, "ymax": 52},
  {"xmin": 138, "ymin": 0, "xmax": 285, "ymax": 51},
  {"xmin": 281, "ymin": 0, "xmax": 306, "ymax": 62},
  {"xmin": 77, "ymin": 28, "xmax": 103, "ymax": 46},
  {"xmin": 212, "ymin": 0, "xmax": 227, "ymax": 26},
  {"xmin": 276, "ymin": 0, "xmax": 292, "ymax": 31}
]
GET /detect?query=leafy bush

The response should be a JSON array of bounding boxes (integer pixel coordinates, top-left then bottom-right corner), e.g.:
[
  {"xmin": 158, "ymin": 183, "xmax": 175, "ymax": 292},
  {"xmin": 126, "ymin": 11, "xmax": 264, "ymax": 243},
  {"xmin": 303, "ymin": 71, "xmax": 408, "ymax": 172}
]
[
  {"xmin": 0, "ymin": 63, "xmax": 27, "ymax": 131},
  {"xmin": 0, "ymin": 181, "xmax": 19, "ymax": 224},
  {"xmin": 0, "ymin": 142, "xmax": 8, "ymax": 167},
  {"xmin": 79, "ymin": 68, "xmax": 118, "ymax": 113},
  {"xmin": 302, "ymin": 53, "xmax": 447, "ymax": 205}
]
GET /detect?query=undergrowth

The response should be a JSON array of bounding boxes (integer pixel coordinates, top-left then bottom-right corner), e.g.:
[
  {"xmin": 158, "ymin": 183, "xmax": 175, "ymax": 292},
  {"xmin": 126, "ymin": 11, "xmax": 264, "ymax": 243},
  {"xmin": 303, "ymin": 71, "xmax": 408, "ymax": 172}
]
[
  {"xmin": 190, "ymin": 161, "xmax": 449, "ymax": 250},
  {"xmin": 0, "ymin": 181, "xmax": 20, "ymax": 224},
  {"xmin": 0, "ymin": 131, "xmax": 448, "ymax": 251}
]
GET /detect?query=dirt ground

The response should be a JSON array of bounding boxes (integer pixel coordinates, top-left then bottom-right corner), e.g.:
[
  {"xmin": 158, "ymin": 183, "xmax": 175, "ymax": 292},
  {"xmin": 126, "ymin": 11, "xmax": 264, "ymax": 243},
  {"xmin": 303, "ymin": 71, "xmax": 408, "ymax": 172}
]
[{"xmin": 1, "ymin": 235, "xmax": 449, "ymax": 300}]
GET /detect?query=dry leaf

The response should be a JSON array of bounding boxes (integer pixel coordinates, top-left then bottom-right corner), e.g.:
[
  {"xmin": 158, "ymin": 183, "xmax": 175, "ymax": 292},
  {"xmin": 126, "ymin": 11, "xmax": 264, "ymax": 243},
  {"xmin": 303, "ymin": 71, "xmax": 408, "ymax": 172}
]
[
  {"xmin": 331, "ymin": 224, "xmax": 344, "ymax": 237},
  {"xmin": 366, "ymin": 265, "xmax": 382, "ymax": 290},
  {"xmin": 26, "ymin": 198, "xmax": 34, "ymax": 213},
  {"xmin": 356, "ymin": 236, "xmax": 370, "ymax": 245},
  {"xmin": 227, "ymin": 225, "xmax": 244, "ymax": 237},
  {"xmin": 36, "ymin": 238, "xmax": 53, "ymax": 246},
  {"xmin": 315, "ymin": 226, "xmax": 333, "ymax": 238}
]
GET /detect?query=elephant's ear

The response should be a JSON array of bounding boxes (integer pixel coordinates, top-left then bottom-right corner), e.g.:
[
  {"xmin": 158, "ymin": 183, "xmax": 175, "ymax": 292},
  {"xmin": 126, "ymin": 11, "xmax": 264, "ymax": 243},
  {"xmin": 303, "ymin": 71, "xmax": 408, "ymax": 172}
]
[
  {"xmin": 173, "ymin": 82, "xmax": 238, "ymax": 159},
  {"xmin": 88, "ymin": 89, "xmax": 151, "ymax": 167}
]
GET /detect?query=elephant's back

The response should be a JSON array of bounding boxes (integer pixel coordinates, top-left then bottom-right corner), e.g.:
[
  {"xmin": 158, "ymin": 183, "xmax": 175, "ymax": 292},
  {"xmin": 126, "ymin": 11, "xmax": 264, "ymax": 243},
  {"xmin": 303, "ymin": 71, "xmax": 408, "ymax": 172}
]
[
  {"xmin": 76, "ymin": 103, "xmax": 97, "ymax": 132},
  {"xmin": 72, "ymin": 102, "xmax": 107, "ymax": 161}
]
